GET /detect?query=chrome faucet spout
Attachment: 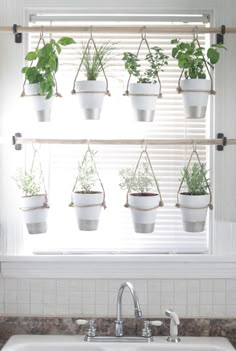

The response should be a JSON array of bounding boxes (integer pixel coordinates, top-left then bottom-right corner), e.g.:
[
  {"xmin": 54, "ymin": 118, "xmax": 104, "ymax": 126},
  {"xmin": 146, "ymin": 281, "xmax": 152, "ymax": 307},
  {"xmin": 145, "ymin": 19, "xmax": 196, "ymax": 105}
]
[{"xmin": 115, "ymin": 281, "xmax": 143, "ymax": 337}]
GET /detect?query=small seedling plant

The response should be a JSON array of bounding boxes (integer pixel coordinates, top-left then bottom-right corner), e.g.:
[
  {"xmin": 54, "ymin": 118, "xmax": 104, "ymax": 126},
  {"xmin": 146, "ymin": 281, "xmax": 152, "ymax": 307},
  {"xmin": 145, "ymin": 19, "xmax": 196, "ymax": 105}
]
[
  {"xmin": 22, "ymin": 36, "xmax": 75, "ymax": 99},
  {"xmin": 122, "ymin": 46, "xmax": 169, "ymax": 83},
  {"xmin": 181, "ymin": 162, "xmax": 209, "ymax": 195},
  {"xmin": 119, "ymin": 161, "xmax": 155, "ymax": 194},
  {"xmin": 14, "ymin": 169, "xmax": 42, "ymax": 197},
  {"xmin": 171, "ymin": 38, "xmax": 226, "ymax": 79},
  {"xmin": 81, "ymin": 41, "xmax": 116, "ymax": 80},
  {"xmin": 76, "ymin": 150, "xmax": 98, "ymax": 193}
]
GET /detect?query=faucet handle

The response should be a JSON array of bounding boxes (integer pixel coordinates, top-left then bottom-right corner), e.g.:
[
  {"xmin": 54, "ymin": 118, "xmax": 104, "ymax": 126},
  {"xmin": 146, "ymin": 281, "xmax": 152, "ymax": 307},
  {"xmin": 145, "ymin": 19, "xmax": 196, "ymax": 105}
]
[
  {"xmin": 142, "ymin": 320, "xmax": 163, "ymax": 338},
  {"xmin": 75, "ymin": 319, "xmax": 89, "ymax": 325},
  {"xmin": 151, "ymin": 320, "xmax": 163, "ymax": 326},
  {"xmin": 75, "ymin": 319, "xmax": 96, "ymax": 337}
]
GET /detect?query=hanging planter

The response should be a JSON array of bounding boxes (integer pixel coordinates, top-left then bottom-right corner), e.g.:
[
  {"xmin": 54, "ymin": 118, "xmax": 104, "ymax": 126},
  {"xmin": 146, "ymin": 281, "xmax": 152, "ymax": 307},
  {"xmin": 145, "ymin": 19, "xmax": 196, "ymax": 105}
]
[
  {"xmin": 171, "ymin": 30, "xmax": 226, "ymax": 119},
  {"xmin": 72, "ymin": 35, "xmax": 114, "ymax": 120},
  {"xmin": 14, "ymin": 147, "xmax": 49, "ymax": 234},
  {"xmin": 123, "ymin": 31, "xmax": 168, "ymax": 122},
  {"xmin": 21, "ymin": 31, "xmax": 75, "ymax": 122},
  {"xmin": 176, "ymin": 146, "xmax": 213, "ymax": 232},
  {"xmin": 69, "ymin": 146, "xmax": 106, "ymax": 231},
  {"xmin": 119, "ymin": 147, "xmax": 164, "ymax": 233}
]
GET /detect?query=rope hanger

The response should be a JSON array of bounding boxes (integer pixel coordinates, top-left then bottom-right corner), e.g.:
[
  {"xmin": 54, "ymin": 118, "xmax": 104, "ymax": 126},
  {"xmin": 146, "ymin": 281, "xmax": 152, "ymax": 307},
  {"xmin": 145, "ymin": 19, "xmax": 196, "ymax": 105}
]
[
  {"xmin": 20, "ymin": 144, "xmax": 49, "ymax": 212},
  {"xmin": 124, "ymin": 27, "xmax": 163, "ymax": 98},
  {"xmin": 21, "ymin": 27, "xmax": 61, "ymax": 98},
  {"xmin": 69, "ymin": 142, "xmax": 107, "ymax": 209},
  {"xmin": 125, "ymin": 143, "xmax": 164, "ymax": 211},
  {"xmin": 176, "ymin": 142, "xmax": 213, "ymax": 210},
  {"xmin": 177, "ymin": 26, "xmax": 216, "ymax": 95},
  {"xmin": 71, "ymin": 27, "xmax": 110, "ymax": 96}
]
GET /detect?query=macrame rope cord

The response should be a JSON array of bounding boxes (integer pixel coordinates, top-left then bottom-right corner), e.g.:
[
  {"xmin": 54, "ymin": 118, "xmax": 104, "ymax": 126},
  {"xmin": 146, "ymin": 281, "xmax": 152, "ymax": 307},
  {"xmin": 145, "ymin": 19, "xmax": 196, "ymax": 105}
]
[
  {"xmin": 176, "ymin": 148, "xmax": 213, "ymax": 210},
  {"xmin": 69, "ymin": 146, "xmax": 106, "ymax": 209},
  {"xmin": 71, "ymin": 35, "xmax": 110, "ymax": 96},
  {"xmin": 177, "ymin": 37, "xmax": 215, "ymax": 95},
  {"xmin": 125, "ymin": 149, "xmax": 164, "ymax": 210},
  {"xmin": 124, "ymin": 34, "xmax": 162, "ymax": 98},
  {"xmin": 21, "ymin": 28, "xmax": 60, "ymax": 97}
]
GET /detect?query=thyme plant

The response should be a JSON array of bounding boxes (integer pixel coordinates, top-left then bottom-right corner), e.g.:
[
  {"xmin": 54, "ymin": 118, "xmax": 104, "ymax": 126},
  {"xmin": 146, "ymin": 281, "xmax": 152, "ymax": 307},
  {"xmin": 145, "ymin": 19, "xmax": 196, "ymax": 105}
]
[
  {"xmin": 14, "ymin": 169, "xmax": 42, "ymax": 196},
  {"xmin": 76, "ymin": 150, "xmax": 98, "ymax": 193},
  {"xmin": 171, "ymin": 38, "xmax": 226, "ymax": 79},
  {"xmin": 119, "ymin": 161, "xmax": 155, "ymax": 194},
  {"xmin": 181, "ymin": 162, "xmax": 209, "ymax": 195},
  {"xmin": 122, "ymin": 46, "xmax": 169, "ymax": 83},
  {"xmin": 22, "ymin": 36, "xmax": 75, "ymax": 99}
]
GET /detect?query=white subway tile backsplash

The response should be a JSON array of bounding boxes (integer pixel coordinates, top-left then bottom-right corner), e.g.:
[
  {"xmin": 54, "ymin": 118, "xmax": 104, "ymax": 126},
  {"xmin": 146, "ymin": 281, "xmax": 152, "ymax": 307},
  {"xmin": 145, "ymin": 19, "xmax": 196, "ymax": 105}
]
[
  {"xmin": 0, "ymin": 278, "xmax": 235, "ymax": 318},
  {"xmin": 200, "ymin": 291, "xmax": 213, "ymax": 305},
  {"xmin": 213, "ymin": 291, "xmax": 226, "ymax": 305},
  {"xmin": 148, "ymin": 280, "xmax": 161, "ymax": 292},
  {"xmin": 200, "ymin": 280, "xmax": 213, "ymax": 292}
]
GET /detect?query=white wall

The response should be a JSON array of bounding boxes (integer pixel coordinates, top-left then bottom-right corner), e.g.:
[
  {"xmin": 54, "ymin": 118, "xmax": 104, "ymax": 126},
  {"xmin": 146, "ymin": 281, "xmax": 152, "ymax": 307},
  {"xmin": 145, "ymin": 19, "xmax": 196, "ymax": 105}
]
[{"xmin": 0, "ymin": 0, "xmax": 236, "ymax": 318}]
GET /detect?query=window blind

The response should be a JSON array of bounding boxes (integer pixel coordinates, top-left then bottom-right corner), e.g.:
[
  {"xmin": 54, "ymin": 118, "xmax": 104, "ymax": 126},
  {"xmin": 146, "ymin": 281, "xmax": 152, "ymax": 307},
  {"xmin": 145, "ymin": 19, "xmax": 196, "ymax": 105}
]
[{"xmin": 22, "ymin": 15, "xmax": 210, "ymax": 255}]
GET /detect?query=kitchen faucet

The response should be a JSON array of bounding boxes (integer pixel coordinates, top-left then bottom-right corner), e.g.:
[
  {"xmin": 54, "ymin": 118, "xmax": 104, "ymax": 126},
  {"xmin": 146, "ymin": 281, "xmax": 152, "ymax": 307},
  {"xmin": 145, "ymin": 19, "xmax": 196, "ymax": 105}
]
[{"xmin": 115, "ymin": 281, "xmax": 143, "ymax": 337}]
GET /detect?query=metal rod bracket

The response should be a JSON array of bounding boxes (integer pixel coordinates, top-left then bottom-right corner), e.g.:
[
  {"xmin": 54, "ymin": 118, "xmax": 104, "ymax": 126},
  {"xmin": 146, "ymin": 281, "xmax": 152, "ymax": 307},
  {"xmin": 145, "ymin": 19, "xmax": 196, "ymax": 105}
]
[
  {"xmin": 217, "ymin": 132, "xmax": 227, "ymax": 151},
  {"xmin": 13, "ymin": 24, "xmax": 22, "ymax": 44},
  {"xmin": 12, "ymin": 132, "xmax": 22, "ymax": 150},
  {"xmin": 216, "ymin": 24, "xmax": 226, "ymax": 45}
]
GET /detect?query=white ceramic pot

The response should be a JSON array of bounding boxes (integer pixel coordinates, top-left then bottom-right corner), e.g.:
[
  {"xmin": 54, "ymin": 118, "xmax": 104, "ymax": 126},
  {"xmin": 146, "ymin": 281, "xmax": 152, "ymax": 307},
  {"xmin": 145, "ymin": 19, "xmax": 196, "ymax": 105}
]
[
  {"xmin": 24, "ymin": 83, "xmax": 53, "ymax": 122},
  {"xmin": 75, "ymin": 80, "xmax": 106, "ymax": 120},
  {"xmin": 180, "ymin": 79, "xmax": 211, "ymax": 119},
  {"xmin": 128, "ymin": 193, "xmax": 160, "ymax": 233},
  {"xmin": 179, "ymin": 193, "xmax": 210, "ymax": 232},
  {"xmin": 20, "ymin": 194, "xmax": 49, "ymax": 234},
  {"xmin": 129, "ymin": 83, "xmax": 160, "ymax": 122},
  {"xmin": 73, "ymin": 191, "xmax": 104, "ymax": 231}
]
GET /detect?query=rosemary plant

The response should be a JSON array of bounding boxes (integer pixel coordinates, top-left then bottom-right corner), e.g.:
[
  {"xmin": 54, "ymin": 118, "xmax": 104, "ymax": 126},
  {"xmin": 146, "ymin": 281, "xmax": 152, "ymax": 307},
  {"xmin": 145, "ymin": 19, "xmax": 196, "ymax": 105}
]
[{"xmin": 181, "ymin": 162, "xmax": 209, "ymax": 195}]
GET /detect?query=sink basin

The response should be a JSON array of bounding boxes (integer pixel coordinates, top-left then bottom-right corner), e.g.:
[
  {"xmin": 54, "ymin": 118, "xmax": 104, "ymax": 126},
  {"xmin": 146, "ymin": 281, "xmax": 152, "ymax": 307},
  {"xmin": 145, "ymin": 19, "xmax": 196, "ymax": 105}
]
[{"xmin": 2, "ymin": 335, "xmax": 235, "ymax": 351}]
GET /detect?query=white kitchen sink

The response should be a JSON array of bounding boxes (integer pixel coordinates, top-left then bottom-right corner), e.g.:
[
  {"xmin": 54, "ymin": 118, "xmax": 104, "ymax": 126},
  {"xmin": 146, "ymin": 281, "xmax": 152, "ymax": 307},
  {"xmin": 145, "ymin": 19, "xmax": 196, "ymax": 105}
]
[{"xmin": 2, "ymin": 335, "xmax": 235, "ymax": 351}]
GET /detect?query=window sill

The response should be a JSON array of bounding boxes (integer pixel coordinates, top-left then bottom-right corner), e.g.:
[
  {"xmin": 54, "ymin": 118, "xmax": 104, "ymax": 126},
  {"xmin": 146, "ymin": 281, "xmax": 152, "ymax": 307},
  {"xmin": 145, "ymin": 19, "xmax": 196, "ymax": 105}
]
[{"xmin": 1, "ymin": 254, "xmax": 236, "ymax": 279}]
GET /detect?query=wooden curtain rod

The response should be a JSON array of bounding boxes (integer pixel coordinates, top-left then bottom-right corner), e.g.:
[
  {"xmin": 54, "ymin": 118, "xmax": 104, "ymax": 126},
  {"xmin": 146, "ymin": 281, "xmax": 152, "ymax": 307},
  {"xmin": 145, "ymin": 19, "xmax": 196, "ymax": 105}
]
[
  {"xmin": 13, "ymin": 136, "xmax": 235, "ymax": 147},
  {"xmin": 2, "ymin": 24, "xmax": 236, "ymax": 35}
]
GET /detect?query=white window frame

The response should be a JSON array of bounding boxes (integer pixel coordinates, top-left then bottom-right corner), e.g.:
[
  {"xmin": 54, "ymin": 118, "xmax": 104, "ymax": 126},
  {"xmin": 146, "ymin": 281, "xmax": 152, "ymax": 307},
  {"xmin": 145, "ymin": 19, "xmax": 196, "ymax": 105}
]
[{"xmin": 1, "ymin": 0, "xmax": 236, "ymax": 279}]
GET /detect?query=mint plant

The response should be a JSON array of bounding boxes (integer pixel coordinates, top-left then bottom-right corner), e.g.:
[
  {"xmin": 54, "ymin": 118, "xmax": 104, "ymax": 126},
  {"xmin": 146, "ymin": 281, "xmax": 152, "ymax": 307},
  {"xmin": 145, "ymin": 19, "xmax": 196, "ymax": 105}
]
[
  {"xmin": 122, "ymin": 46, "xmax": 169, "ymax": 83},
  {"xmin": 171, "ymin": 38, "xmax": 226, "ymax": 79},
  {"xmin": 119, "ymin": 161, "xmax": 155, "ymax": 194},
  {"xmin": 22, "ymin": 37, "xmax": 75, "ymax": 99},
  {"xmin": 181, "ymin": 162, "xmax": 209, "ymax": 195}
]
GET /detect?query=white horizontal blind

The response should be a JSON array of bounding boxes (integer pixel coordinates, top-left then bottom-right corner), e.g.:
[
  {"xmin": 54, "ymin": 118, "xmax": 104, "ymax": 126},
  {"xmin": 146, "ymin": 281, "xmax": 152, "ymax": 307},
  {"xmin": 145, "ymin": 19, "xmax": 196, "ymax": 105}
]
[{"xmin": 22, "ymin": 15, "xmax": 210, "ymax": 254}]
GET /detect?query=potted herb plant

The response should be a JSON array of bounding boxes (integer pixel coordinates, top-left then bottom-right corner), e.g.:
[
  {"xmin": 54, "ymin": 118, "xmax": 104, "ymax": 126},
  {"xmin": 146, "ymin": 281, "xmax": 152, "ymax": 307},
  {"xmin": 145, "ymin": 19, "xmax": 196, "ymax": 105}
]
[
  {"xmin": 122, "ymin": 46, "xmax": 168, "ymax": 122},
  {"xmin": 74, "ymin": 41, "xmax": 115, "ymax": 120},
  {"xmin": 177, "ymin": 162, "xmax": 211, "ymax": 232},
  {"xmin": 119, "ymin": 161, "xmax": 161, "ymax": 233},
  {"xmin": 14, "ymin": 169, "xmax": 49, "ymax": 234},
  {"xmin": 21, "ymin": 36, "xmax": 75, "ymax": 122},
  {"xmin": 171, "ymin": 38, "xmax": 226, "ymax": 118},
  {"xmin": 71, "ymin": 149, "xmax": 105, "ymax": 231}
]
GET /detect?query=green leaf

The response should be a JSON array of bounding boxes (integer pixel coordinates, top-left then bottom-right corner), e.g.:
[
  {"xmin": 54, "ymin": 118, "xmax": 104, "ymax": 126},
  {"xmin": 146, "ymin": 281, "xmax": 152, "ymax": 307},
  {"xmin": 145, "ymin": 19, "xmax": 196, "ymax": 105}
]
[
  {"xmin": 207, "ymin": 48, "xmax": 219, "ymax": 64},
  {"xmin": 25, "ymin": 51, "xmax": 37, "ymax": 61},
  {"xmin": 58, "ymin": 37, "xmax": 76, "ymax": 46}
]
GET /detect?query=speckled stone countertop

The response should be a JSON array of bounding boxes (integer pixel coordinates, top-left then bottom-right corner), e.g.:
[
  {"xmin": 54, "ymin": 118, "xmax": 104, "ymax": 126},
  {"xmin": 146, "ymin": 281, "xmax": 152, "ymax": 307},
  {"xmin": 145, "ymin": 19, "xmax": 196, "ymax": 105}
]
[{"xmin": 0, "ymin": 318, "xmax": 235, "ymax": 349}]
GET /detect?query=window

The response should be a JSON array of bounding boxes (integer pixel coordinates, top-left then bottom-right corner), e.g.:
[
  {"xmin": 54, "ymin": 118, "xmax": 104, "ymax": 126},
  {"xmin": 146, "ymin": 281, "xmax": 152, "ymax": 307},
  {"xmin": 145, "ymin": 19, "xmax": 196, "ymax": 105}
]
[{"xmin": 11, "ymin": 13, "xmax": 211, "ymax": 255}]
